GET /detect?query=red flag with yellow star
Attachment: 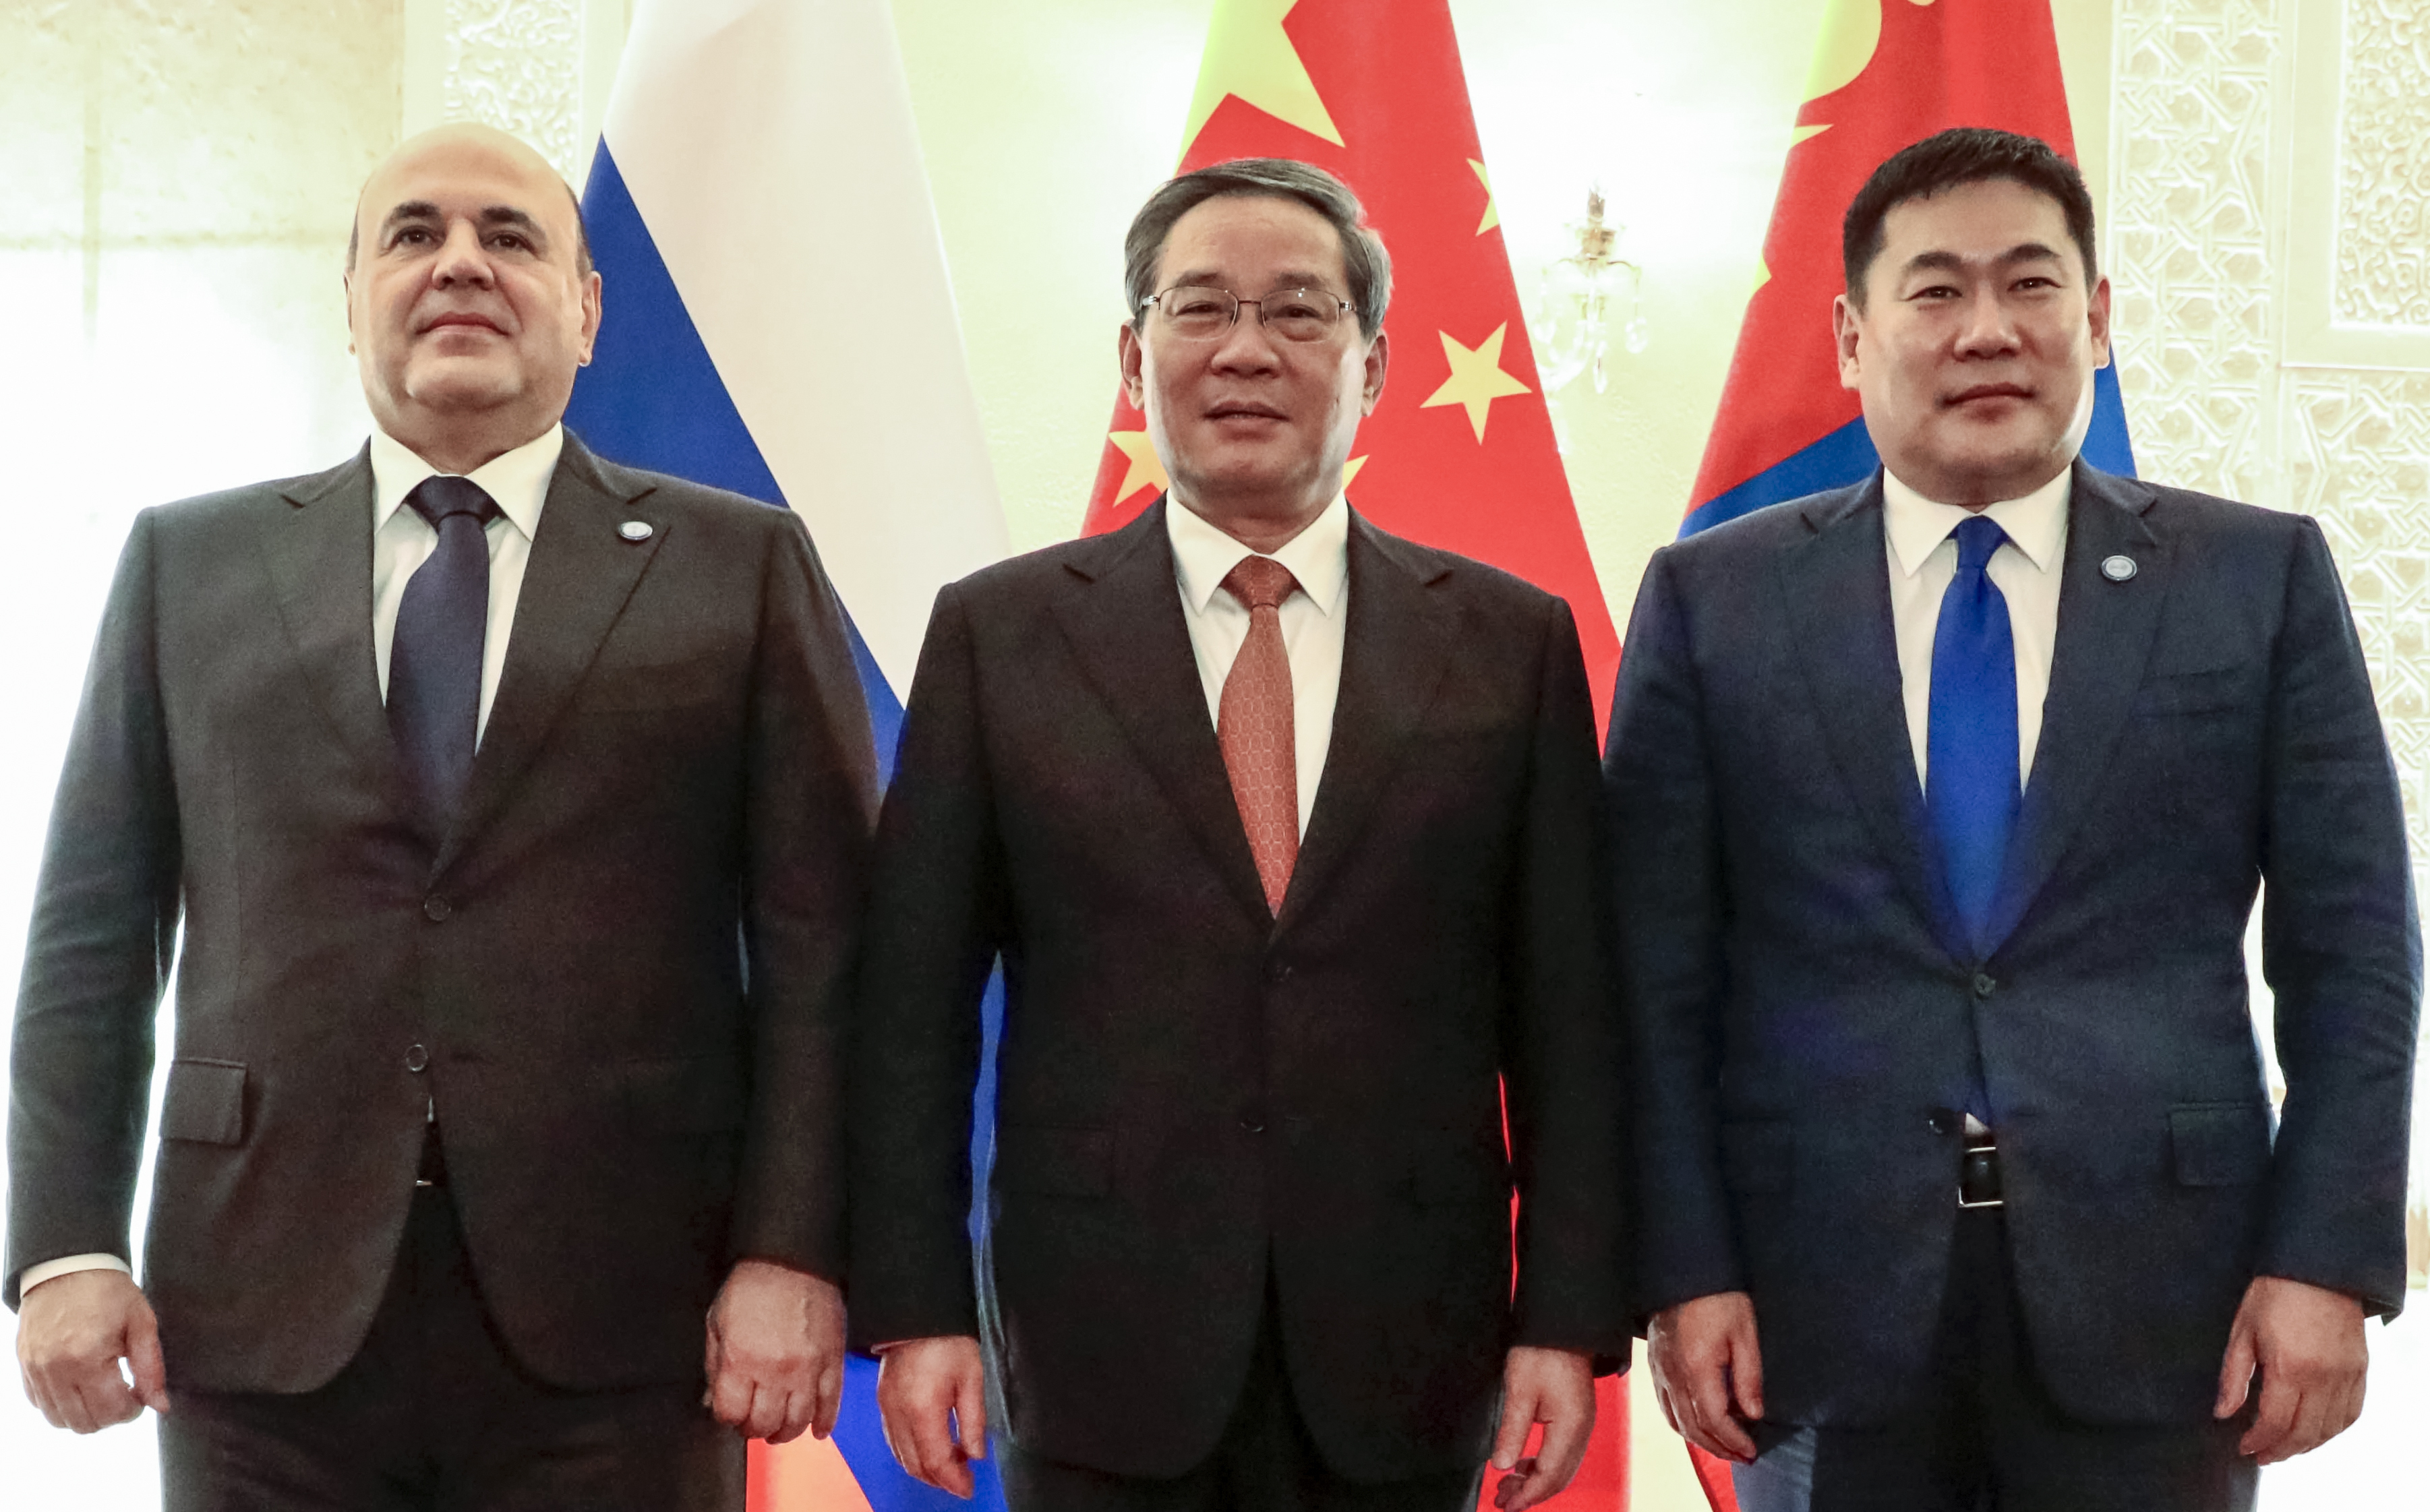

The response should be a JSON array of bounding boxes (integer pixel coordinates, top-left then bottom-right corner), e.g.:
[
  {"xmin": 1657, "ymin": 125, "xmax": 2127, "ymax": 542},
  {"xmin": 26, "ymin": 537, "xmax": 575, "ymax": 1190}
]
[{"xmin": 1081, "ymin": 0, "xmax": 1622, "ymax": 733}]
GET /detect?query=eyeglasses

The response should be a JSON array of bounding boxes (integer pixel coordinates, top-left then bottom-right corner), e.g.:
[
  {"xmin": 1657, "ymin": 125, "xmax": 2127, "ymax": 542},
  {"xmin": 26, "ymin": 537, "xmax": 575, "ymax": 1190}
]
[{"xmin": 1141, "ymin": 284, "xmax": 1357, "ymax": 343}]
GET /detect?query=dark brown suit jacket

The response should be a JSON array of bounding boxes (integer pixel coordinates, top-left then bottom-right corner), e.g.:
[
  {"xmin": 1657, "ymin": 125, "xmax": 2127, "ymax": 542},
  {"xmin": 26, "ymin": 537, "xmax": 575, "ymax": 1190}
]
[
  {"xmin": 850, "ymin": 500, "xmax": 1629, "ymax": 1482},
  {"xmin": 5, "ymin": 434, "xmax": 876, "ymax": 1393}
]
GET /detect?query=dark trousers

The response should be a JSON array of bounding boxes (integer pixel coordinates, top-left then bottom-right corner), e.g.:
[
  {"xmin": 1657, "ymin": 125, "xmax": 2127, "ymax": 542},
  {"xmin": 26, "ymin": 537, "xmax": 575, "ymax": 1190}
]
[
  {"xmin": 1732, "ymin": 1207, "xmax": 2256, "ymax": 1512},
  {"xmin": 160, "ymin": 1179, "xmax": 742, "ymax": 1512},
  {"xmin": 999, "ymin": 1285, "xmax": 1484, "ymax": 1512}
]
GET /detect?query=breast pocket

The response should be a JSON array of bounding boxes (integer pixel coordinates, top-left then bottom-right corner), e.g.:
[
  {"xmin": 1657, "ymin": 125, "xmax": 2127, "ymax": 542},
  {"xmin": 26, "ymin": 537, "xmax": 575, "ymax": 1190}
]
[{"xmin": 2134, "ymin": 666, "xmax": 2251, "ymax": 718}]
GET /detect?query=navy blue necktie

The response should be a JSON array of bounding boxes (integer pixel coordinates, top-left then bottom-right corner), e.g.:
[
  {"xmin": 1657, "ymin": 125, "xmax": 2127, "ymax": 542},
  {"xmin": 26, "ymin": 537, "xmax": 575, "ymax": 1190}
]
[
  {"xmin": 1928, "ymin": 514, "xmax": 2019, "ymax": 955},
  {"xmin": 389, "ymin": 475, "xmax": 499, "ymax": 835}
]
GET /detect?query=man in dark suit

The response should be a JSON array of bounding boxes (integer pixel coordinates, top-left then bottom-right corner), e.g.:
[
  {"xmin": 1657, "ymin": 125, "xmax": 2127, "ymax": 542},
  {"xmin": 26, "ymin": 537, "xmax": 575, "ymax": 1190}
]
[
  {"xmin": 850, "ymin": 158, "xmax": 1628, "ymax": 1511},
  {"xmin": 7, "ymin": 124, "xmax": 876, "ymax": 1509},
  {"xmin": 1606, "ymin": 128, "xmax": 2420, "ymax": 1511}
]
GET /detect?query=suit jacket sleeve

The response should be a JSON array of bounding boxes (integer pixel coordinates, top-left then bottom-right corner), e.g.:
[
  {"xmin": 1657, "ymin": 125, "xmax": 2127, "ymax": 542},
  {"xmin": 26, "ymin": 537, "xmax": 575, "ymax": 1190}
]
[
  {"xmin": 847, "ymin": 580, "xmax": 1003, "ymax": 1348},
  {"xmin": 6, "ymin": 510, "xmax": 183, "ymax": 1308},
  {"xmin": 1503, "ymin": 596, "xmax": 1634, "ymax": 1360},
  {"xmin": 725, "ymin": 509, "xmax": 879, "ymax": 1283},
  {"xmin": 1602, "ymin": 546, "xmax": 1745, "ymax": 1319},
  {"xmin": 2253, "ymin": 517, "xmax": 2421, "ymax": 1317}
]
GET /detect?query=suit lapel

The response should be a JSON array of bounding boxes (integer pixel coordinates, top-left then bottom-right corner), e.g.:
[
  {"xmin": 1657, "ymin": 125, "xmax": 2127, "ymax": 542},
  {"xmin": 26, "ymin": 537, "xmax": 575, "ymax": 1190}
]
[
  {"xmin": 1978, "ymin": 464, "xmax": 2166, "ymax": 954},
  {"xmin": 1276, "ymin": 514, "xmax": 1455, "ymax": 929},
  {"xmin": 262, "ymin": 449, "xmax": 404, "ymax": 799},
  {"xmin": 436, "ymin": 437, "xmax": 665, "ymax": 875},
  {"xmin": 1779, "ymin": 477, "xmax": 1967, "ymax": 961},
  {"xmin": 1048, "ymin": 500, "xmax": 1272, "ymax": 925}
]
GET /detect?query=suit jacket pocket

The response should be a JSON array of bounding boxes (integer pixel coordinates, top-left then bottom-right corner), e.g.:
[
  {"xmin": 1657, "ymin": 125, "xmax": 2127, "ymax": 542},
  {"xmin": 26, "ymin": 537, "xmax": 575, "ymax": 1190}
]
[
  {"xmin": 995, "ymin": 1124, "xmax": 1113, "ymax": 1199},
  {"xmin": 1719, "ymin": 1120, "xmax": 1792, "ymax": 1195},
  {"xmin": 160, "ymin": 1059, "xmax": 247, "ymax": 1145},
  {"xmin": 2135, "ymin": 667, "xmax": 2249, "ymax": 717},
  {"xmin": 2170, "ymin": 1101, "xmax": 2272, "ymax": 1186},
  {"xmin": 622, "ymin": 1057, "xmax": 746, "ymax": 1135}
]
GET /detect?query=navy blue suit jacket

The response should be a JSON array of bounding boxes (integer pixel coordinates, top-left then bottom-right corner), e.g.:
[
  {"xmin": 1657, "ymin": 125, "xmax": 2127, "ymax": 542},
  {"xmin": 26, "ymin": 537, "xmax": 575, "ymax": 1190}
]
[{"xmin": 1605, "ymin": 461, "xmax": 2419, "ymax": 1427}]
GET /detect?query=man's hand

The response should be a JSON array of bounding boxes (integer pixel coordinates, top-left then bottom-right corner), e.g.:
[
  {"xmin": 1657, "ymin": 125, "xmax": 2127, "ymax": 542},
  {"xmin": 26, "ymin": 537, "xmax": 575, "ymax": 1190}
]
[
  {"xmin": 16, "ymin": 1268, "xmax": 169, "ymax": 1434},
  {"xmin": 1649, "ymin": 1291, "xmax": 1763, "ymax": 1464},
  {"xmin": 876, "ymin": 1335, "xmax": 988, "ymax": 1499},
  {"xmin": 1489, "ymin": 1345, "xmax": 1596, "ymax": 1511},
  {"xmin": 2214, "ymin": 1274, "xmax": 2368, "ymax": 1464},
  {"xmin": 703, "ymin": 1259, "xmax": 846, "ymax": 1444}
]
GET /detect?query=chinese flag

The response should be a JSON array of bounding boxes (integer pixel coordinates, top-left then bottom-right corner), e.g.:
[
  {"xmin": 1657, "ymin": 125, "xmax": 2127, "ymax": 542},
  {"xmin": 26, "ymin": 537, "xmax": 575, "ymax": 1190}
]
[{"xmin": 1081, "ymin": 0, "xmax": 1622, "ymax": 735}]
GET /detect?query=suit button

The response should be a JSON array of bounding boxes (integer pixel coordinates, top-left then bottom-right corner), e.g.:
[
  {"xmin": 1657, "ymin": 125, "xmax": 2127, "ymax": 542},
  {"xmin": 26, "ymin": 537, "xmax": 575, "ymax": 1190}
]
[
  {"xmin": 1972, "ymin": 972, "xmax": 1997, "ymax": 1000},
  {"xmin": 405, "ymin": 1044, "xmax": 429, "ymax": 1073},
  {"xmin": 1927, "ymin": 1110, "xmax": 1955, "ymax": 1135},
  {"xmin": 1266, "ymin": 959, "xmax": 1292, "ymax": 985},
  {"xmin": 423, "ymin": 897, "xmax": 452, "ymax": 922}
]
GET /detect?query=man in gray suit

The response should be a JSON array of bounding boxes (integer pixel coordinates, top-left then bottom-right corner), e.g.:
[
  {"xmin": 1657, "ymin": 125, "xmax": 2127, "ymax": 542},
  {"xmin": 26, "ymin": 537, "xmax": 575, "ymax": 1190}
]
[{"xmin": 8, "ymin": 124, "xmax": 876, "ymax": 1510}]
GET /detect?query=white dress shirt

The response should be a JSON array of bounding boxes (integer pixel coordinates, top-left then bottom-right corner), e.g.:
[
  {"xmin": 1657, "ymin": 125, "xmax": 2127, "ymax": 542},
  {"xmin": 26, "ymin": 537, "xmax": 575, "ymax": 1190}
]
[
  {"xmin": 1168, "ymin": 495, "xmax": 1351, "ymax": 838},
  {"xmin": 18, "ymin": 425, "xmax": 566, "ymax": 1299},
  {"xmin": 1883, "ymin": 466, "xmax": 2071, "ymax": 792}
]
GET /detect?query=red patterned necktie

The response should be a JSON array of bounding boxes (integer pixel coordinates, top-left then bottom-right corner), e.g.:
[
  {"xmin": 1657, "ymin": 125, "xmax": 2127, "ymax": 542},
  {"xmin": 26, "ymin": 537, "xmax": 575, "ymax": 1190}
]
[{"xmin": 1218, "ymin": 555, "xmax": 1301, "ymax": 916}]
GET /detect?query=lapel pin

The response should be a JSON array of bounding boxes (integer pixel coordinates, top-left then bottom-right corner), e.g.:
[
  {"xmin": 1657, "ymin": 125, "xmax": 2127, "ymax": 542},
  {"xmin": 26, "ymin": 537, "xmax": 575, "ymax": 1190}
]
[
  {"xmin": 2100, "ymin": 554, "xmax": 2137, "ymax": 582},
  {"xmin": 618, "ymin": 520, "xmax": 653, "ymax": 543}
]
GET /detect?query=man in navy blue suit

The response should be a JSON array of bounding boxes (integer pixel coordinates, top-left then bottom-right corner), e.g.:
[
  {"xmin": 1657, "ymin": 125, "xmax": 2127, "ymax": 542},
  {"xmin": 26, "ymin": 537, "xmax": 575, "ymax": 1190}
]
[{"xmin": 1605, "ymin": 128, "xmax": 2419, "ymax": 1511}]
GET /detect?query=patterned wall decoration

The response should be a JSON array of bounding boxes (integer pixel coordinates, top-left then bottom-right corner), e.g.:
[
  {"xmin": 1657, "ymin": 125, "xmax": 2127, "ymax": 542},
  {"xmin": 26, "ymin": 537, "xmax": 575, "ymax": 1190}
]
[
  {"xmin": 2108, "ymin": 0, "xmax": 2285, "ymax": 509},
  {"xmin": 2335, "ymin": 0, "xmax": 2430, "ymax": 328},
  {"xmin": 439, "ymin": 0, "xmax": 585, "ymax": 183},
  {"xmin": 2114, "ymin": 0, "xmax": 2430, "ymax": 1280}
]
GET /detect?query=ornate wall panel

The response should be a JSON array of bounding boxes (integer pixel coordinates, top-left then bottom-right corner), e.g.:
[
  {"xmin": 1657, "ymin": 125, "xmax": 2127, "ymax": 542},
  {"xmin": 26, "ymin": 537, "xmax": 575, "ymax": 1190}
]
[
  {"xmin": 2334, "ymin": 0, "xmax": 2430, "ymax": 328},
  {"xmin": 436, "ymin": 0, "xmax": 585, "ymax": 182},
  {"xmin": 2108, "ymin": 0, "xmax": 2285, "ymax": 507}
]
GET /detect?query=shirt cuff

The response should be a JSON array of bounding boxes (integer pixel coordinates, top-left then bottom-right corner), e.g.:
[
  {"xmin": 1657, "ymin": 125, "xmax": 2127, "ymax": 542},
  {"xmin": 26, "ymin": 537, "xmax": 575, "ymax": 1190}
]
[{"xmin": 19, "ymin": 1253, "xmax": 131, "ymax": 1294}]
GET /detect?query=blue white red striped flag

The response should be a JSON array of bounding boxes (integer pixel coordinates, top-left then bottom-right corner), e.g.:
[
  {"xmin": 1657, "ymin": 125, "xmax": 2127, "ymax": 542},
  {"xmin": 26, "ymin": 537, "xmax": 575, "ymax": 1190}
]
[{"xmin": 565, "ymin": 1, "xmax": 1009, "ymax": 1507}]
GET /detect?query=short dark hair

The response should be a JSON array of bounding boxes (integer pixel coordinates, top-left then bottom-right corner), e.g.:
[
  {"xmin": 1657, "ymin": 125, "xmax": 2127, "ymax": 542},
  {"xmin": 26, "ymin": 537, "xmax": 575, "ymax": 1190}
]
[
  {"xmin": 1124, "ymin": 158, "xmax": 1392, "ymax": 340},
  {"xmin": 1843, "ymin": 128, "xmax": 2096, "ymax": 307},
  {"xmin": 347, "ymin": 179, "xmax": 594, "ymax": 276}
]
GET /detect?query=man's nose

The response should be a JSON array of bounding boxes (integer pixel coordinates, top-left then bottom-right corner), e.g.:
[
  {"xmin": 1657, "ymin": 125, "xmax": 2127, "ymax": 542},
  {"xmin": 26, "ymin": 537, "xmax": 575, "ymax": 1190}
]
[
  {"xmin": 1208, "ymin": 310, "xmax": 1284, "ymax": 373},
  {"xmin": 1954, "ymin": 286, "xmax": 2019, "ymax": 357},
  {"xmin": 430, "ymin": 221, "xmax": 496, "ymax": 286}
]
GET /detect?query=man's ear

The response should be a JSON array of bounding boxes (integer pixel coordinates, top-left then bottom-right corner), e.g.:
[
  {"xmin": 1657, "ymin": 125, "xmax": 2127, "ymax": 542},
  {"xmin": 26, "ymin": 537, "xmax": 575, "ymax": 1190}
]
[
  {"xmin": 2087, "ymin": 276, "xmax": 2112, "ymax": 367},
  {"xmin": 1360, "ymin": 329, "xmax": 1390, "ymax": 415},
  {"xmin": 1119, "ymin": 322, "xmax": 1146, "ymax": 410},
  {"xmin": 578, "ymin": 270, "xmax": 603, "ymax": 366},
  {"xmin": 1832, "ymin": 293, "xmax": 1863, "ymax": 391}
]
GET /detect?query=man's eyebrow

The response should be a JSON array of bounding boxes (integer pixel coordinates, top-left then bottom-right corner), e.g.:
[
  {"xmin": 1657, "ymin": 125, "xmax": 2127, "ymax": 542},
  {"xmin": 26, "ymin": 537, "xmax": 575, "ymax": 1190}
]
[
  {"xmin": 1901, "ymin": 243, "xmax": 2068, "ymax": 278},
  {"xmin": 1160, "ymin": 268, "xmax": 1340, "ymax": 291},
  {"xmin": 374, "ymin": 202, "xmax": 550, "ymax": 245}
]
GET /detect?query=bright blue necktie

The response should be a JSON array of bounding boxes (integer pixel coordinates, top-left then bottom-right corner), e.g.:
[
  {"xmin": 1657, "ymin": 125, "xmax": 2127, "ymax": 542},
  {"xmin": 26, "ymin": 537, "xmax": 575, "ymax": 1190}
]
[
  {"xmin": 1927, "ymin": 514, "xmax": 2019, "ymax": 955},
  {"xmin": 388, "ymin": 475, "xmax": 499, "ymax": 837}
]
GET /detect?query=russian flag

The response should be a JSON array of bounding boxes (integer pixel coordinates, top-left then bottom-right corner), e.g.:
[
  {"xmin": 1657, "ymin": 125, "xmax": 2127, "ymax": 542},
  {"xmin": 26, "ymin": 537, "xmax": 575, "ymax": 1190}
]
[
  {"xmin": 564, "ymin": 1, "xmax": 1009, "ymax": 1507},
  {"xmin": 1683, "ymin": 0, "xmax": 2136, "ymax": 541}
]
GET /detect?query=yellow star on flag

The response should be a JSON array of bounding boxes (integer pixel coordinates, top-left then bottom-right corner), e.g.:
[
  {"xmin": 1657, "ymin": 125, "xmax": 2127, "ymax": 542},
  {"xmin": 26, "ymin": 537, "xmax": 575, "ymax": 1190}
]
[
  {"xmin": 1181, "ymin": 0, "xmax": 1343, "ymax": 158},
  {"xmin": 1342, "ymin": 454, "xmax": 1368, "ymax": 490},
  {"xmin": 1469, "ymin": 160, "xmax": 1499, "ymax": 235},
  {"xmin": 1107, "ymin": 430, "xmax": 1170, "ymax": 502},
  {"xmin": 1421, "ymin": 324, "xmax": 1533, "ymax": 442}
]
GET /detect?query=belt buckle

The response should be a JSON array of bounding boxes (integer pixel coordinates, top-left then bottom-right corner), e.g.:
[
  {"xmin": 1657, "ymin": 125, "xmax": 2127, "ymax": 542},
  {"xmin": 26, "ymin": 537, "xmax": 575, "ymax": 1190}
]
[{"xmin": 1957, "ymin": 1138, "xmax": 2003, "ymax": 1209}]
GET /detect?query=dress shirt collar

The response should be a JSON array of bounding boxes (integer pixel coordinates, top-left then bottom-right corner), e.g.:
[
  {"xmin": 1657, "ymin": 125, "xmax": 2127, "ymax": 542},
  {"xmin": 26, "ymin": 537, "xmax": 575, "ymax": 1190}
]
[
  {"xmin": 1882, "ymin": 464, "xmax": 2071, "ymax": 579},
  {"xmin": 1167, "ymin": 493, "xmax": 1351, "ymax": 615},
  {"xmin": 369, "ymin": 423, "xmax": 563, "ymax": 542}
]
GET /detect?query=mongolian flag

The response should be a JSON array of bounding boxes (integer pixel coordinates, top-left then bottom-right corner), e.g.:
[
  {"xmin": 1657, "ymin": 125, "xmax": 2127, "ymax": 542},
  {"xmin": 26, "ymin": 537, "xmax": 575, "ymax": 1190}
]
[
  {"xmin": 1684, "ymin": 0, "xmax": 2136, "ymax": 540},
  {"xmin": 564, "ymin": 1, "xmax": 1011, "ymax": 1507},
  {"xmin": 1081, "ymin": 0, "xmax": 1624, "ymax": 733}
]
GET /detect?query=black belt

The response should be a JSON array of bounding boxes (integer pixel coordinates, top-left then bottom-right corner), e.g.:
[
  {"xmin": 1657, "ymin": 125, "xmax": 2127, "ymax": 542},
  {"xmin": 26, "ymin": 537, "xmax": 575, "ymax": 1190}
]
[{"xmin": 1959, "ymin": 1135, "xmax": 2002, "ymax": 1209}]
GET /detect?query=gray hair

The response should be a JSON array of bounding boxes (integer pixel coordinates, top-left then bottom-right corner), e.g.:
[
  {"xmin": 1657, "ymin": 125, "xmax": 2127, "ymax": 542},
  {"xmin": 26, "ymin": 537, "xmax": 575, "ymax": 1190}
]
[{"xmin": 1123, "ymin": 158, "xmax": 1392, "ymax": 340}]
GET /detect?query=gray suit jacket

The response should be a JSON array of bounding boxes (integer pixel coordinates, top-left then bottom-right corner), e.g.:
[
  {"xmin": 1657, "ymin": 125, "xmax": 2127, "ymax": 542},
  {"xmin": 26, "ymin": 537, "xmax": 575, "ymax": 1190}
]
[{"xmin": 6, "ymin": 434, "xmax": 877, "ymax": 1393}]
